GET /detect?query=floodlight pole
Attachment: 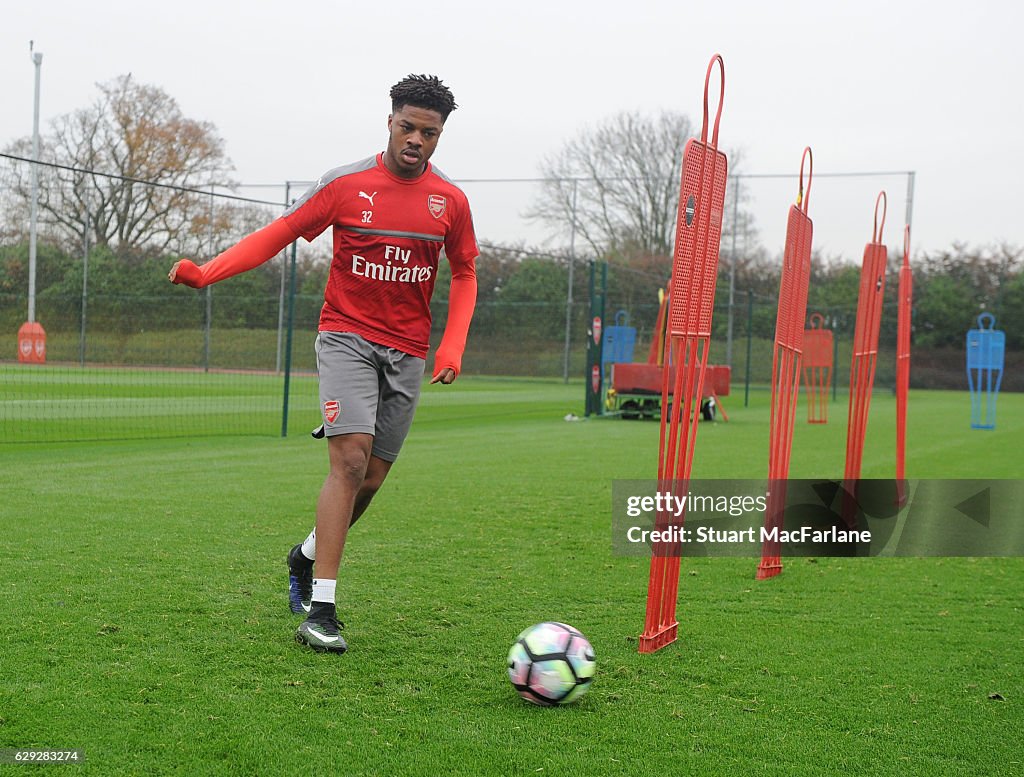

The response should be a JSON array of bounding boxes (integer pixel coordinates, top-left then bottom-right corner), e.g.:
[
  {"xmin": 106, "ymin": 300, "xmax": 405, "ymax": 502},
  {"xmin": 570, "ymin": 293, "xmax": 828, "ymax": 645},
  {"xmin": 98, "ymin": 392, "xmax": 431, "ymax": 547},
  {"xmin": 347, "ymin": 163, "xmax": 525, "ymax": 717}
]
[{"xmin": 27, "ymin": 42, "xmax": 43, "ymax": 324}]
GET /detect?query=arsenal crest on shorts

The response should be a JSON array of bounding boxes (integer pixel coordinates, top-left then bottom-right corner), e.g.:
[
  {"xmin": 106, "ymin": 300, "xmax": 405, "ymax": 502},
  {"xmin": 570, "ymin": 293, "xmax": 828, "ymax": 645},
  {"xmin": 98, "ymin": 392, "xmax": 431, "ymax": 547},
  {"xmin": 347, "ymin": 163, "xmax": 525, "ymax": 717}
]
[
  {"xmin": 323, "ymin": 400, "xmax": 340, "ymax": 424},
  {"xmin": 427, "ymin": 194, "xmax": 446, "ymax": 219}
]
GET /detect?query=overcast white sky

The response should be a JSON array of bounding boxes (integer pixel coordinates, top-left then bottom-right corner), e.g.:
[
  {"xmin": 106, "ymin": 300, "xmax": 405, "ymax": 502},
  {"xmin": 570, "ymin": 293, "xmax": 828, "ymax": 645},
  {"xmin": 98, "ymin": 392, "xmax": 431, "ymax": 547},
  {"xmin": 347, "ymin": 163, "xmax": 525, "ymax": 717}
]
[{"xmin": 3, "ymin": 0, "xmax": 1022, "ymax": 262}]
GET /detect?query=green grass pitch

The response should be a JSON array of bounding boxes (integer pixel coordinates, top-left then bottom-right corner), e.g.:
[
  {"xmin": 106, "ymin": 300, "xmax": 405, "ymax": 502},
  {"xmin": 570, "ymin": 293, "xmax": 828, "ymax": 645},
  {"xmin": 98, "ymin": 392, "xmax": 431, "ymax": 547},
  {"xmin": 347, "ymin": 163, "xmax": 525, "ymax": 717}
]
[{"xmin": 1, "ymin": 377, "xmax": 1021, "ymax": 775}]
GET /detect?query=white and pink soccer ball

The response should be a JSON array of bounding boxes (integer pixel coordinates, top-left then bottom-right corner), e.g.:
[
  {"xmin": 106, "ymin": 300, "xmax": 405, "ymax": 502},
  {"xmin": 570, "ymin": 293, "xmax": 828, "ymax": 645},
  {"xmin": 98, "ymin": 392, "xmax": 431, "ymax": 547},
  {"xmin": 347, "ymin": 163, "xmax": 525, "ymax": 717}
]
[{"xmin": 507, "ymin": 622, "xmax": 596, "ymax": 706}]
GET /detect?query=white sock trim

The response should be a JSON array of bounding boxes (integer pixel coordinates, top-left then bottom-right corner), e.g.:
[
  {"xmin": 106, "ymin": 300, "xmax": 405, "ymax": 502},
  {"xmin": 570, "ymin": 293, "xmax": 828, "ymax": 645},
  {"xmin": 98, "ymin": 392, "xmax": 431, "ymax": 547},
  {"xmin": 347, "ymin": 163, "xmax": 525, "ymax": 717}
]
[
  {"xmin": 300, "ymin": 528, "xmax": 316, "ymax": 561},
  {"xmin": 312, "ymin": 578, "xmax": 336, "ymax": 605}
]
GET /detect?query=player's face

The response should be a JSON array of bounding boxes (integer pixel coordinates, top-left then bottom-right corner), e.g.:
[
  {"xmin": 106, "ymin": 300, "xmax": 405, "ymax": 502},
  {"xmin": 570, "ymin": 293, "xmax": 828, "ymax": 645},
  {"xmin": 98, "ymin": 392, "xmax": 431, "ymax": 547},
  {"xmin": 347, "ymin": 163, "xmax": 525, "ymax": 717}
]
[{"xmin": 384, "ymin": 106, "xmax": 444, "ymax": 178}]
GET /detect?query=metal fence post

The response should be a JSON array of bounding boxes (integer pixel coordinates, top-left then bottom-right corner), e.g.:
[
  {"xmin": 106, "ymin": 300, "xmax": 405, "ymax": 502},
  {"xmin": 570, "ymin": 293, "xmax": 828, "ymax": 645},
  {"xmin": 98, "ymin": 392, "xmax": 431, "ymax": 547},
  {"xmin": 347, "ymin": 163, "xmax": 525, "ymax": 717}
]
[
  {"xmin": 79, "ymin": 197, "xmax": 89, "ymax": 367},
  {"xmin": 281, "ymin": 238, "xmax": 299, "ymax": 437},
  {"xmin": 744, "ymin": 289, "xmax": 753, "ymax": 407}
]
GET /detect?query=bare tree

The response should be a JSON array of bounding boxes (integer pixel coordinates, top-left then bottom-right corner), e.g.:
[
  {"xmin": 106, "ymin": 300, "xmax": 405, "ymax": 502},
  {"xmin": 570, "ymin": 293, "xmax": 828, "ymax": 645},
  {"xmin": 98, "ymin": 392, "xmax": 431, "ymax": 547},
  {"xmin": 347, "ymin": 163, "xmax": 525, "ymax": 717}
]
[
  {"xmin": 529, "ymin": 110, "xmax": 757, "ymax": 263},
  {"xmin": 529, "ymin": 111, "xmax": 688, "ymax": 258},
  {"xmin": 2, "ymin": 74, "xmax": 235, "ymax": 256}
]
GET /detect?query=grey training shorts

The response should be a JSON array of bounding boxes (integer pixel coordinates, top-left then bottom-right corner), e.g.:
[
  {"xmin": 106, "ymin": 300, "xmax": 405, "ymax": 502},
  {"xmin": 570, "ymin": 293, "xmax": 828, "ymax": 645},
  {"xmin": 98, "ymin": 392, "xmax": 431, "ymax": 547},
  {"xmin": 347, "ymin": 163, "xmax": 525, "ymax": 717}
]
[{"xmin": 314, "ymin": 331, "xmax": 426, "ymax": 462}]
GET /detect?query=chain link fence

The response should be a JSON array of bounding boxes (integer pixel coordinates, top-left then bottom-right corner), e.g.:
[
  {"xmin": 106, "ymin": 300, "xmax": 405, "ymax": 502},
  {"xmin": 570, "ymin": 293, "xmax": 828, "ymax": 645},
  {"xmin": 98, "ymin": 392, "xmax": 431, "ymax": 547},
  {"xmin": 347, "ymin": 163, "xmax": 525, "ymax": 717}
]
[{"xmin": 1, "ymin": 155, "xmax": 1018, "ymax": 442}]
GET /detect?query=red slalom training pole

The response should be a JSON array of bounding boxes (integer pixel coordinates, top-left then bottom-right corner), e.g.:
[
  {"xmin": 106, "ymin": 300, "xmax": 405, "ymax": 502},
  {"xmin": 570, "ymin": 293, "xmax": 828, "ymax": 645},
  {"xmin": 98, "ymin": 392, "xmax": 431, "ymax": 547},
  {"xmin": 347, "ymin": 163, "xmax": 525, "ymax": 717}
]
[
  {"xmin": 842, "ymin": 192, "xmax": 888, "ymax": 525},
  {"xmin": 756, "ymin": 147, "xmax": 815, "ymax": 581},
  {"xmin": 895, "ymin": 225, "xmax": 913, "ymax": 500},
  {"xmin": 640, "ymin": 54, "xmax": 729, "ymax": 654},
  {"xmin": 802, "ymin": 313, "xmax": 833, "ymax": 424}
]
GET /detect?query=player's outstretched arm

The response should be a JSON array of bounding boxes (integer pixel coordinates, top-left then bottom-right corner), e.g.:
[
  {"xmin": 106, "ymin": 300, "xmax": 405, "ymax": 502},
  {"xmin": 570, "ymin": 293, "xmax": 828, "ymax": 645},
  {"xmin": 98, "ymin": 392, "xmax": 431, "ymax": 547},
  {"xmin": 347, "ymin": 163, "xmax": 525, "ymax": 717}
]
[
  {"xmin": 430, "ymin": 260, "xmax": 477, "ymax": 385},
  {"xmin": 168, "ymin": 218, "xmax": 299, "ymax": 289}
]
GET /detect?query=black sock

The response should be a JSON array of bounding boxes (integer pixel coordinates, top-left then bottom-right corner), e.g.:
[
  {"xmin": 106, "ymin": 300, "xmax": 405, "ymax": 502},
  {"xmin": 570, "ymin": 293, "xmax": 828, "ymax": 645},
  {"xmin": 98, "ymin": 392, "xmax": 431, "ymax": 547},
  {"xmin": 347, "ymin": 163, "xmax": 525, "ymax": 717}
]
[
  {"xmin": 309, "ymin": 601, "xmax": 336, "ymax": 621},
  {"xmin": 291, "ymin": 543, "xmax": 313, "ymax": 567}
]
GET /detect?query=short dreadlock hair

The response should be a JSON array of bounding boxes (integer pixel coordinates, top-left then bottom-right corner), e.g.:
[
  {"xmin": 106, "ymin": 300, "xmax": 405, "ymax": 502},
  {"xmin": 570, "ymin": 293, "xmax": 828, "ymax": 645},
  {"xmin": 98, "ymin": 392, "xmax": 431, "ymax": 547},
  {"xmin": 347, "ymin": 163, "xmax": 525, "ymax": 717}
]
[{"xmin": 390, "ymin": 74, "xmax": 458, "ymax": 122}]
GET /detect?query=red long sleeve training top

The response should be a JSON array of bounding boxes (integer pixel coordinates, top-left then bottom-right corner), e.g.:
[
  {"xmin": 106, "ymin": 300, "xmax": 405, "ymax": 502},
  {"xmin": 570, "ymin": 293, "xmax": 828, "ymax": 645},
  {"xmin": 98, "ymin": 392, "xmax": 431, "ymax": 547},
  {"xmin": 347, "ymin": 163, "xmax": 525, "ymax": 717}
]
[{"xmin": 172, "ymin": 153, "xmax": 479, "ymax": 376}]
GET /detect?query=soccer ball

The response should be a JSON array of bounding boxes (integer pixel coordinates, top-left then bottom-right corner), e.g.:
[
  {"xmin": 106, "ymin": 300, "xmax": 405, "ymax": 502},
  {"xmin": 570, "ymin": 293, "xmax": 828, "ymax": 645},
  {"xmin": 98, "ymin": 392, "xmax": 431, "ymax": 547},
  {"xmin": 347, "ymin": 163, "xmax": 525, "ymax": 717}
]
[{"xmin": 507, "ymin": 622, "xmax": 596, "ymax": 706}]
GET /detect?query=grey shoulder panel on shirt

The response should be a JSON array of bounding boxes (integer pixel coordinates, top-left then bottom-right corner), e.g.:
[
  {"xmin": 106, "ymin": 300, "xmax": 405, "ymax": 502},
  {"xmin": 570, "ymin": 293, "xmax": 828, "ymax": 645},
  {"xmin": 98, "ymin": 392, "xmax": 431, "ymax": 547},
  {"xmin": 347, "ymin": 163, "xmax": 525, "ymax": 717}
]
[
  {"xmin": 428, "ymin": 164, "xmax": 467, "ymax": 195},
  {"xmin": 284, "ymin": 155, "xmax": 378, "ymax": 217}
]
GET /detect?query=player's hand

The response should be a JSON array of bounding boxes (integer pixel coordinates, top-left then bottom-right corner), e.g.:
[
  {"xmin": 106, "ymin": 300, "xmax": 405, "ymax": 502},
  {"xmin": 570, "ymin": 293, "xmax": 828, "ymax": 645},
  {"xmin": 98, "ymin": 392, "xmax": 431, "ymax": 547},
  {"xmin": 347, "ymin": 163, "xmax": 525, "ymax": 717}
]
[
  {"xmin": 168, "ymin": 259, "xmax": 203, "ymax": 288},
  {"xmin": 430, "ymin": 367, "xmax": 456, "ymax": 385}
]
